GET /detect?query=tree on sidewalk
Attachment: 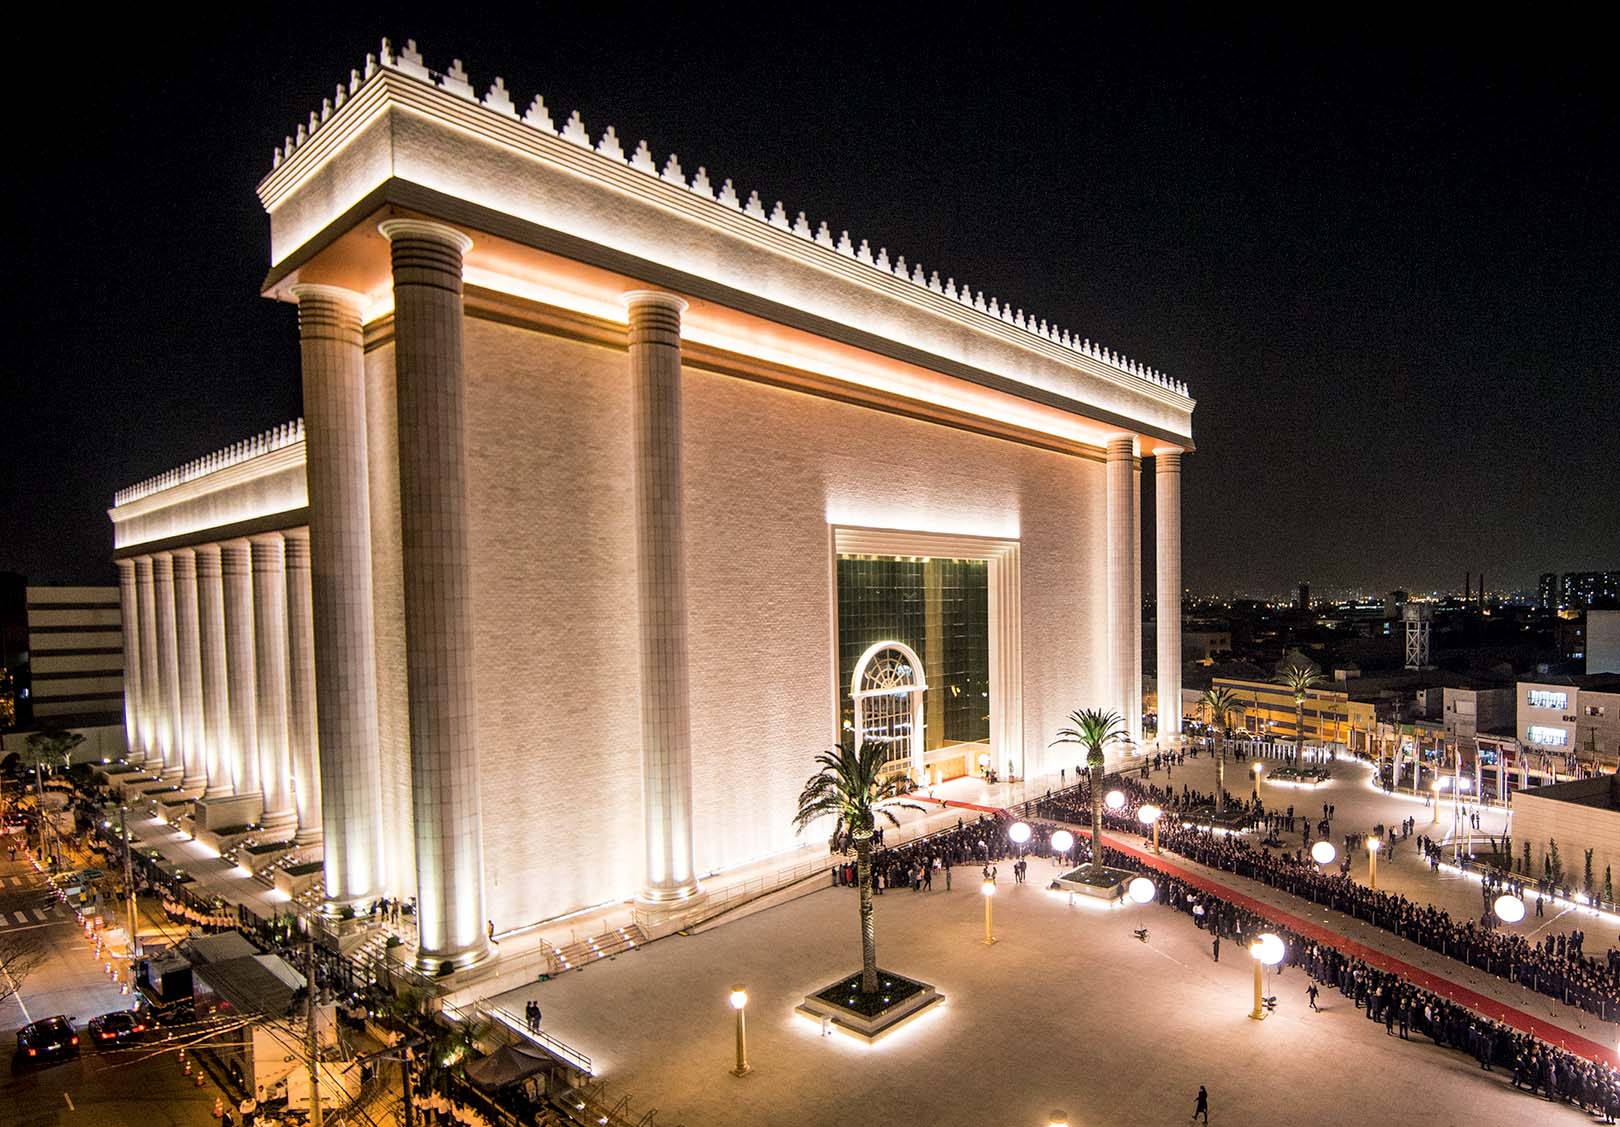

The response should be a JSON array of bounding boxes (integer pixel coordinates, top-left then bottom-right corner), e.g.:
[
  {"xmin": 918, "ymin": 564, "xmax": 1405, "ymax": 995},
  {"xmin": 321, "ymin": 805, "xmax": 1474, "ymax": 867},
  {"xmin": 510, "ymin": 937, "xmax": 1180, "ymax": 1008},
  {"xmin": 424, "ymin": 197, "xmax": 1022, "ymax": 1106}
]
[{"xmin": 0, "ymin": 933, "xmax": 44, "ymax": 1008}]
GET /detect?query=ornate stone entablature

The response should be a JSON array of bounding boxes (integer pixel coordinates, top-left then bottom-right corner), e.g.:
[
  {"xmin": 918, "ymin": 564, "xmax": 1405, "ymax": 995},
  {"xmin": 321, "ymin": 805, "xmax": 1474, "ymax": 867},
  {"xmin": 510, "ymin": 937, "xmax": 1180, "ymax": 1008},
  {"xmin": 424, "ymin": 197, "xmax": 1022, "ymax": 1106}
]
[
  {"xmin": 110, "ymin": 421, "xmax": 308, "ymax": 552},
  {"xmin": 256, "ymin": 37, "xmax": 1194, "ymax": 452}
]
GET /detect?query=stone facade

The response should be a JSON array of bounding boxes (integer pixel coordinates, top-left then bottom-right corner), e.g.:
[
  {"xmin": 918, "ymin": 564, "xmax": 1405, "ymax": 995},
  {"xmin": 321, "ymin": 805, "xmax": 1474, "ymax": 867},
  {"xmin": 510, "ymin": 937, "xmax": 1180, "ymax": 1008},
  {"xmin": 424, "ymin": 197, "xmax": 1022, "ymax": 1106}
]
[{"xmin": 108, "ymin": 40, "xmax": 1196, "ymax": 959}]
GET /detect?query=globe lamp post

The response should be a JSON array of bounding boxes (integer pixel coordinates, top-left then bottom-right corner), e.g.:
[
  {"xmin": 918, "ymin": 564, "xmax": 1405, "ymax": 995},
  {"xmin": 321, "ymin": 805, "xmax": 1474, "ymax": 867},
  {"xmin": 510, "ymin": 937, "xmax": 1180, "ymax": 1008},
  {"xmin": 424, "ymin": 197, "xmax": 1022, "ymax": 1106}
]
[
  {"xmin": 1138, "ymin": 804, "xmax": 1162, "ymax": 854},
  {"xmin": 981, "ymin": 879, "xmax": 997, "ymax": 946},
  {"xmin": 1494, "ymin": 894, "xmax": 1526, "ymax": 925},
  {"xmin": 1249, "ymin": 933, "xmax": 1285, "ymax": 1019},
  {"xmin": 1310, "ymin": 840, "xmax": 1336, "ymax": 867},
  {"xmin": 728, "ymin": 985, "xmax": 751, "ymax": 1077},
  {"xmin": 1251, "ymin": 760, "xmax": 1263, "ymax": 797}
]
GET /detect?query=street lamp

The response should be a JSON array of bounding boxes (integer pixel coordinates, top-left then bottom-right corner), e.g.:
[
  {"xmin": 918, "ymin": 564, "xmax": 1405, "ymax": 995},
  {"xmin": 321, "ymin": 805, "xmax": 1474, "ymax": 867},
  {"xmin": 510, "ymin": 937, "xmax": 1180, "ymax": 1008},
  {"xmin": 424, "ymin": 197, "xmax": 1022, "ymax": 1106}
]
[
  {"xmin": 1138, "ymin": 804, "xmax": 1162, "ymax": 854},
  {"xmin": 1128, "ymin": 876, "xmax": 1156, "ymax": 904},
  {"xmin": 1049, "ymin": 1112, "xmax": 1068, "ymax": 1127},
  {"xmin": 1310, "ymin": 840, "xmax": 1336, "ymax": 867},
  {"xmin": 1105, "ymin": 789, "xmax": 1126, "ymax": 812},
  {"xmin": 1249, "ymin": 933, "xmax": 1285, "ymax": 1019},
  {"xmin": 1008, "ymin": 821, "xmax": 1032, "ymax": 846},
  {"xmin": 1430, "ymin": 779, "xmax": 1442, "ymax": 825},
  {"xmin": 1251, "ymin": 761, "xmax": 1263, "ymax": 796},
  {"xmin": 1367, "ymin": 836, "xmax": 1381, "ymax": 890},
  {"xmin": 981, "ymin": 879, "xmax": 997, "ymax": 946},
  {"xmin": 728, "ymin": 985, "xmax": 751, "ymax": 1077},
  {"xmin": 1050, "ymin": 829, "xmax": 1074, "ymax": 858}
]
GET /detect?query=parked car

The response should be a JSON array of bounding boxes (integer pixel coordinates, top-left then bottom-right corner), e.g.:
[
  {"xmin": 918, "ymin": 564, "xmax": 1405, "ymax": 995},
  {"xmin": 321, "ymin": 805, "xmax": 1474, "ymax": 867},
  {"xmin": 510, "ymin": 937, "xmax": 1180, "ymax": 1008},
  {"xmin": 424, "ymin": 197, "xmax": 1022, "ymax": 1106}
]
[
  {"xmin": 86, "ymin": 1010, "xmax": 146, "ymax": 1046},
  {"xmin": 14, "ymin": 1016, "xmax": 79, "ymax": 1065}
]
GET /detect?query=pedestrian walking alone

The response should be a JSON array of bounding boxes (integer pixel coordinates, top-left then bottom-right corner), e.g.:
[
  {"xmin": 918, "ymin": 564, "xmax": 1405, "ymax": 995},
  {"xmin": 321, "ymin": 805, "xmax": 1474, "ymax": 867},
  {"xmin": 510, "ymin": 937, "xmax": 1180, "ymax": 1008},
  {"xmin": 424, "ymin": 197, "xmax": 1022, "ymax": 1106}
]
[
  {"xmin": 1307, "ymin": 983, "xmax": 1320, "ymax": 1011},
  {"xmin": 1211, "ymin": 936, "xmax": 1220, "ymax": 963},
  {"xmin": 1193, "ymin": 1085, "xmax": 1209, "ymax": 1124}
]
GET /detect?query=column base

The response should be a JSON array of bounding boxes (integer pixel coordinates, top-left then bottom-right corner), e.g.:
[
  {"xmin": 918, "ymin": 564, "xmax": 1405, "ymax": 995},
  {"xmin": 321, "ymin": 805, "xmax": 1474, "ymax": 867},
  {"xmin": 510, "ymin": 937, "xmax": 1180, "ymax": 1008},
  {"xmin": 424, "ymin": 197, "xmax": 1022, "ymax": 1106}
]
[
  {"xmin": 260, "ymin": 808, "xmax": 298, "ymax": 835},
  {"xmin": 293, "ymin": 827, "xmax": 324, "ymax": 849},
  {"xmin": 413, "ymin": 940, "xmax": 493, "ymax": 976},
  {"xmin": 635, "ymin": 883, "xmax": 706, "ymax": 913}
]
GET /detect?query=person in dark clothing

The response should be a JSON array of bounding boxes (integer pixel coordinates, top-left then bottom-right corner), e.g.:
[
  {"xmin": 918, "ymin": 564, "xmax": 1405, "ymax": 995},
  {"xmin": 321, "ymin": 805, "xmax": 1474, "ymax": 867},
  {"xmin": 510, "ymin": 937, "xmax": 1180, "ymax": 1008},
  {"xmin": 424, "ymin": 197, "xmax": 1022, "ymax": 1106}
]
[
  {"xmin": 1212, "ymin": 936, "xmax": 1220, "ymax": 963},
  {"xmin": 1193, "ymin": 1085, "xmax": 1209, "ymax": 1123},
  {"xmin": 1307, "ymin": 983, "xmax": 1320, "ymax": 1011}
]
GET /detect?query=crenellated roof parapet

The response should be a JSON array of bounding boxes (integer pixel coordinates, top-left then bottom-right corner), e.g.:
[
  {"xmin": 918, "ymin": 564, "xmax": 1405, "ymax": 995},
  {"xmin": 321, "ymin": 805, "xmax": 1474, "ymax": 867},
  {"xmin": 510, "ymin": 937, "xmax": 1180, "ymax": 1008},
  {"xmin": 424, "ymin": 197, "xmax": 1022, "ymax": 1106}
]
[
  {"xmin": 265, "ymin": 37, "xmax": 1191, "ymax": 403},
  {"xmin": 114, "ymin": 419, "xmax": 305, "ymax": 507}
]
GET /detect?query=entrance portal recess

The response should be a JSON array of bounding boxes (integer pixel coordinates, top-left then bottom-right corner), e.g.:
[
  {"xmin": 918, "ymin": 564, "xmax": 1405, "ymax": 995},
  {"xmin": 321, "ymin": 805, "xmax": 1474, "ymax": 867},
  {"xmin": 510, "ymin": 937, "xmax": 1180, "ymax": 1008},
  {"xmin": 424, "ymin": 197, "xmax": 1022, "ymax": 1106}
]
[
  {"xmin": 851, "ymin": 640, "xmax": 928, "ymax": 780},
  {"xmin": 830, "ymin": 526, "xmax": 1023, "ymax": 778}
]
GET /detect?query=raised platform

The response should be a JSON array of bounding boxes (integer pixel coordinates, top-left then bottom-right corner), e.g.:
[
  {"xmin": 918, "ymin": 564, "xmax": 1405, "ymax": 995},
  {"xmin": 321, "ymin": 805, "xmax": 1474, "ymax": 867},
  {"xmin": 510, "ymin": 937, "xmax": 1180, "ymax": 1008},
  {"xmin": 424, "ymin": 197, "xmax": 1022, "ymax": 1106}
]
[
  {"xmin": 1052, "ymin": 863, "xmax": 1137, "ymax": 900},
  {"xmin": 796, "ymin": 969, "xmax": 943, "ymax": 1042}
]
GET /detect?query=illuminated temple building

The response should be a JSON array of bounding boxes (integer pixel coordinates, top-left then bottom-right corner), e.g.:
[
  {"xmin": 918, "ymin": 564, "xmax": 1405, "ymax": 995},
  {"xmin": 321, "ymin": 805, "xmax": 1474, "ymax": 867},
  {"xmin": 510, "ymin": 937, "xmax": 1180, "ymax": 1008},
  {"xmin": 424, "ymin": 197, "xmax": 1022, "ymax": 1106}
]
[{"xmin": 107, "ymin": 39, "xmax": 1195, "ymax": 970}]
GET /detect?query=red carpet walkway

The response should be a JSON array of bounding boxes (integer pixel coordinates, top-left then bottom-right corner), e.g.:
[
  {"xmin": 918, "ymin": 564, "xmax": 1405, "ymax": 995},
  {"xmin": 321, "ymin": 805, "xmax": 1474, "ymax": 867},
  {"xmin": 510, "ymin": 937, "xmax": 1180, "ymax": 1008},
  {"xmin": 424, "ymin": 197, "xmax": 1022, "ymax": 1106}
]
[{"xmin": 1056, "ymin": 819, "xmax": 1618, "ymax": 1067}]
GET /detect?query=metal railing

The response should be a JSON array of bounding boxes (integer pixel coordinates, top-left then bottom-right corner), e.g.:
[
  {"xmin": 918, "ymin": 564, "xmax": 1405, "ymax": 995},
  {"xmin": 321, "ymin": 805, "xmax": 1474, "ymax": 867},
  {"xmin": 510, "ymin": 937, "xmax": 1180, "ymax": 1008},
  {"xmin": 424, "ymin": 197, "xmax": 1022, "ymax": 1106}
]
[{"xmin": 482, "ymin": 1001, "xmax": 594, "ymax": 1076}]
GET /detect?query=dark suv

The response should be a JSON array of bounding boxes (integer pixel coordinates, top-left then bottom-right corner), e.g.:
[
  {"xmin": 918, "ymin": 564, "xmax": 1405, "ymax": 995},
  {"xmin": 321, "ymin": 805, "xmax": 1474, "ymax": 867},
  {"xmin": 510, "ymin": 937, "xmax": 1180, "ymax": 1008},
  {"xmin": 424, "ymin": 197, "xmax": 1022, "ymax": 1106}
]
[{"xmin": 15, "ymin": 1016, "xmax": 79, "ymax": 1065}]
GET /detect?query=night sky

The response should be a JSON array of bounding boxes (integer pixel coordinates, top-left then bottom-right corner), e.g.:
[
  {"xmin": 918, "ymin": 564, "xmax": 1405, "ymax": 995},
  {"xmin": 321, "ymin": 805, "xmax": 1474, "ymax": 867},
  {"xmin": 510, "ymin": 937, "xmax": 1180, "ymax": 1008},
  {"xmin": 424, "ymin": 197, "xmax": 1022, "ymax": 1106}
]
[{"xmin": 7, "ymin": 12, "xmax": 1616, "ymax": 596}]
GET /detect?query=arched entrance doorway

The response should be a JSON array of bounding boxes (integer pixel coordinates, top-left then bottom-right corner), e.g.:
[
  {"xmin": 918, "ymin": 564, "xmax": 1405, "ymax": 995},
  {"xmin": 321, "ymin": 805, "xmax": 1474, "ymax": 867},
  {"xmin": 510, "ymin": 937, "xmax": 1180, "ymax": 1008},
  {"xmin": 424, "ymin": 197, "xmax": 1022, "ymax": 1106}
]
[{"xmin": 850, "ymin": 640, "xmax": 927, "ymax": 782}]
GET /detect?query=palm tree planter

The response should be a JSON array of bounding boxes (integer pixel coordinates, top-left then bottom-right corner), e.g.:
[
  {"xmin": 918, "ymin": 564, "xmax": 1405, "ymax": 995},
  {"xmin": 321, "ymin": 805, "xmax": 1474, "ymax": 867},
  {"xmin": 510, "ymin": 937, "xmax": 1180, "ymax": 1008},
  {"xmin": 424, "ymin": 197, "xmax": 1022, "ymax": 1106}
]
[
  {"xmin": 1276, "ymin": 662, "xmax": 1323, "ymax": 763},
  {"xmin": 792, "ymin": 741, "xmax": 942, "ymax": 1041},
  {"xmin": 1199, "ymin": 687, "xmax": 1240, "ymax": 813},
  {"xmin": 1051, "ymin": 708, "xmax": 1126, "ymax": 857}
]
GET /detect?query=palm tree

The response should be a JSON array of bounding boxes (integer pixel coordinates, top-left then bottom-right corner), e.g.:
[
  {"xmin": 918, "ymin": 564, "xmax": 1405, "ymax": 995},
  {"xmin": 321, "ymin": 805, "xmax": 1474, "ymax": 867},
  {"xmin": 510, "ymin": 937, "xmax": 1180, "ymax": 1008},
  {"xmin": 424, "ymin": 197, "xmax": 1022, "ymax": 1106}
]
[
  {"xmin": 793, "ymin": 741, "xmax": 921, "ymax": 995},
  {"xmin": 1275, "ymin": 662, "xmax": 1322, "ymax": 762},
  {"xmin": 1051, "ymin": 709, "xmax": 1127, "ymax": 860},
  {"xmin": 1200, "ymin": 686, "xmax": 1240, "ymax": 812}
]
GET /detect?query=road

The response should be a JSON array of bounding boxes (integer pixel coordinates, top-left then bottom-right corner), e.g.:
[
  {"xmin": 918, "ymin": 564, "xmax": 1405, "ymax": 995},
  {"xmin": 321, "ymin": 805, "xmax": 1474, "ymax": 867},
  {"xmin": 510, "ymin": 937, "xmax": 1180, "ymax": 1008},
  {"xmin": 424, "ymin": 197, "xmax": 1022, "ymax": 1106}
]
[{"xmin": 0, "ymin": 839, "xmax": 221, "ymax": 1127}]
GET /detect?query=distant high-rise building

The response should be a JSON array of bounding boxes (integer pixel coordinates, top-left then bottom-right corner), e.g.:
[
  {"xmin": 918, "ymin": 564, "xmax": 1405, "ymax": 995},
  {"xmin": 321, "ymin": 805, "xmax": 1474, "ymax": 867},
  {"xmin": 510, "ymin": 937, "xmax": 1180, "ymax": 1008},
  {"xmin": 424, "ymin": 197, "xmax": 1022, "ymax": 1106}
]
[
  {"xmin": 1561, "ymin": 571, "xmax": 1620, "ymax": 611},
  {"xmin": 1539, "ymin": 572, "xmax": 1558, "ymax": 610},
  {"xmin": 1297, "ymin": 583, "xmax": 1311, "ymax": 611}
]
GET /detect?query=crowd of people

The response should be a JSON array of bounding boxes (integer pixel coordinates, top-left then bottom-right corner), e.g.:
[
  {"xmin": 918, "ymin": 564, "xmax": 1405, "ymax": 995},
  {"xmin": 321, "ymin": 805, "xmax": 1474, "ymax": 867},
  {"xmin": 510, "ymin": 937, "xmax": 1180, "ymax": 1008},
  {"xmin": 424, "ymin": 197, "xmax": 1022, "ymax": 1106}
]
[
  {"xmin": 857, "ymin": 791, "xmax": 1620, "ymax": 1115},
  {"xmin": 1028, "ymin": 773, "xmax": 1620, "ymax": 1023}
]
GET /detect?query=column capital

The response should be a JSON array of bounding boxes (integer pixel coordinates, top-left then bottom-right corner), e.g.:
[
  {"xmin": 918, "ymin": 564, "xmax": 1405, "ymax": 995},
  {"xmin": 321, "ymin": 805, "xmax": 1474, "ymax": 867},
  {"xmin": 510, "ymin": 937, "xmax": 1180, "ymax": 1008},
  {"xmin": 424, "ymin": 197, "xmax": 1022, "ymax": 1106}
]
[
  {"xmin": 194, "ymin": 542, "xmax": 223, "ymax": 577},
  {"xmin": 621, "ymin": 289, "xmax": 689, "ymax": 316},
  {"xmin": 116, "ymin": 558, "xmax": 136, "ymax": 579},
  {"xmin": 378, "ymin": 217, "xmax": 474, "ymax": 253},
  {"xmin": 282, "ymin": 528, "xmax": 311, "ymax": 567},
  {"xmin": 1105, "ymin": 435, "xmax": 1137, "ymax": 460},
  {"xmin": 172, "ymin": 545, "xmax": 197, "ymax": 564},
  {"xmin": 1151, "ymin": 447, "xmax": 1184, "ymax": 469},
  {"xmin": 249, "ymin": 531, "xmax": 287, "ymax": 561},
  {"xmin": 288, "ymin": 283, "xmax": 366, "ymax": 310}
]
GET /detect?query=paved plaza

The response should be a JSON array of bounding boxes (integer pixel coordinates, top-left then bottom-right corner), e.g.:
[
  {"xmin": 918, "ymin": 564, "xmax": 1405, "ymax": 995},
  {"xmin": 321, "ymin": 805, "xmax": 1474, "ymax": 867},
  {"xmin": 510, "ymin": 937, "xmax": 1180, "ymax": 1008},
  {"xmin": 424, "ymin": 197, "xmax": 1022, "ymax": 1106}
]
[
  {"xmin": 491, "ymin": 752, "xmax": 1608, "ymax": 1126},
  {"xmin": 497, "ymin": 852, "xmax": 1595, "ymax": 1127}
]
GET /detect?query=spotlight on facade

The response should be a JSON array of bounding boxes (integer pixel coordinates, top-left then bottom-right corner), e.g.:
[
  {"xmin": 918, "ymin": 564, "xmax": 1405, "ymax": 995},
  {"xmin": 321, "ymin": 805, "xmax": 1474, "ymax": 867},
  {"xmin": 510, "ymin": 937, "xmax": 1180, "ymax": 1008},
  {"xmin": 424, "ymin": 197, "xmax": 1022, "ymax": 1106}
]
[
  {"xmin": 1008, "ymin": 821, "xmax": 1033, "ymax": 845},
  {"xmin": 1128, "ymin": 876, "xmax": 1156, "ymax": 904},
  {"xmin": 1494, "ymin": 894, "xmax": 1526, "ymax": 924},
  {"xmin": 1050, "ymin": 829, "xmax": 1074, "ymax": 854},
  {"xmin": 1310, "ymin": 840, "xmax": 1336, "ymax": 865},
  {"xmin": 1105, "ymin": 790, "xmax": 1126, "ymax": 811}
]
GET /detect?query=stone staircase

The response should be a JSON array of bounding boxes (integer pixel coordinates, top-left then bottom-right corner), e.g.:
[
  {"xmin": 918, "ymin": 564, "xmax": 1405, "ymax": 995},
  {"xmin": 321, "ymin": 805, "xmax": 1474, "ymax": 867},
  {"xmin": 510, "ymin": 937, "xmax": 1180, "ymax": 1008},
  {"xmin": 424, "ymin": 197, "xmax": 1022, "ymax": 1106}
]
[{"xmin": 545, "ymin": 923, "xmax": 646, "ymax": 973}]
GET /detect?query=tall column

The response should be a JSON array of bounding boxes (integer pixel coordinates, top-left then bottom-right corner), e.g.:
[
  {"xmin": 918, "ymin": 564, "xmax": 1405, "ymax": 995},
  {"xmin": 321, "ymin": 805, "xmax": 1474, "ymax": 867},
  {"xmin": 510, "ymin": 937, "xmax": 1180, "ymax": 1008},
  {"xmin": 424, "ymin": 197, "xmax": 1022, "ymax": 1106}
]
[
  {"xmin": 284, "ymin": 531, "xmax": 323, "ymax": 846},
  {"xmin": 1154, "ymin": 450, "xmax": 1183, "ymax": 746},
  {"xmin": 135, "ymin": 557, "xmax": 161, "ymax": 766},
  {"xmin": 1106, "ymin": 437, "xmax": 1138, "ymax": 746},
  {"xmin": 173, "ymin": 549, "xmax": 207, "ymax": 790},
  {"xmin": 195, "ymin": 545, "xmax": 233, "ymax": 798},
  {"xmin": 251, "ymin": 535, "xmax": 296, "ymax": 831},
  {"xmin": 380, "ymin": 218, "xmax": 488, "ymax": 968},
  {"xmin": 220, "ymin": 540, "xmax": 261, "ymax": 803},
  {"xmin": 624, "ymin": 289, "xmax": 702, "ymax": 906},
  {"xmin": 116, "ymin": 561, "xmax": 144, "ymax": 764},
  {"xmin": 1131, "ymin": 460, "xmax": 1143, "ymax": 747},
  {"xmin": 290, "ymin": 283, "xmax": 384, "ymax": 909},
  {"xmin": 152, "ymin": 553, "xmax": 182, "ymax": 779}
]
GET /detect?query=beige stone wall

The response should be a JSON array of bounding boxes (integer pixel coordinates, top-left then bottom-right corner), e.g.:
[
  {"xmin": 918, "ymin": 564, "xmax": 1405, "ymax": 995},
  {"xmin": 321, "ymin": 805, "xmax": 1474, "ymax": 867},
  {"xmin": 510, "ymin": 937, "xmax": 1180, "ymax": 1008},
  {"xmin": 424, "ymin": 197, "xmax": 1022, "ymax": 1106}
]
[
  {"xmin": 462, "ymin": 316, "xmax": 1108, "ymax": 926},
  {"xmin": 1512, "ymin": 783, "xmax": 1620, "ymax": 893}
]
